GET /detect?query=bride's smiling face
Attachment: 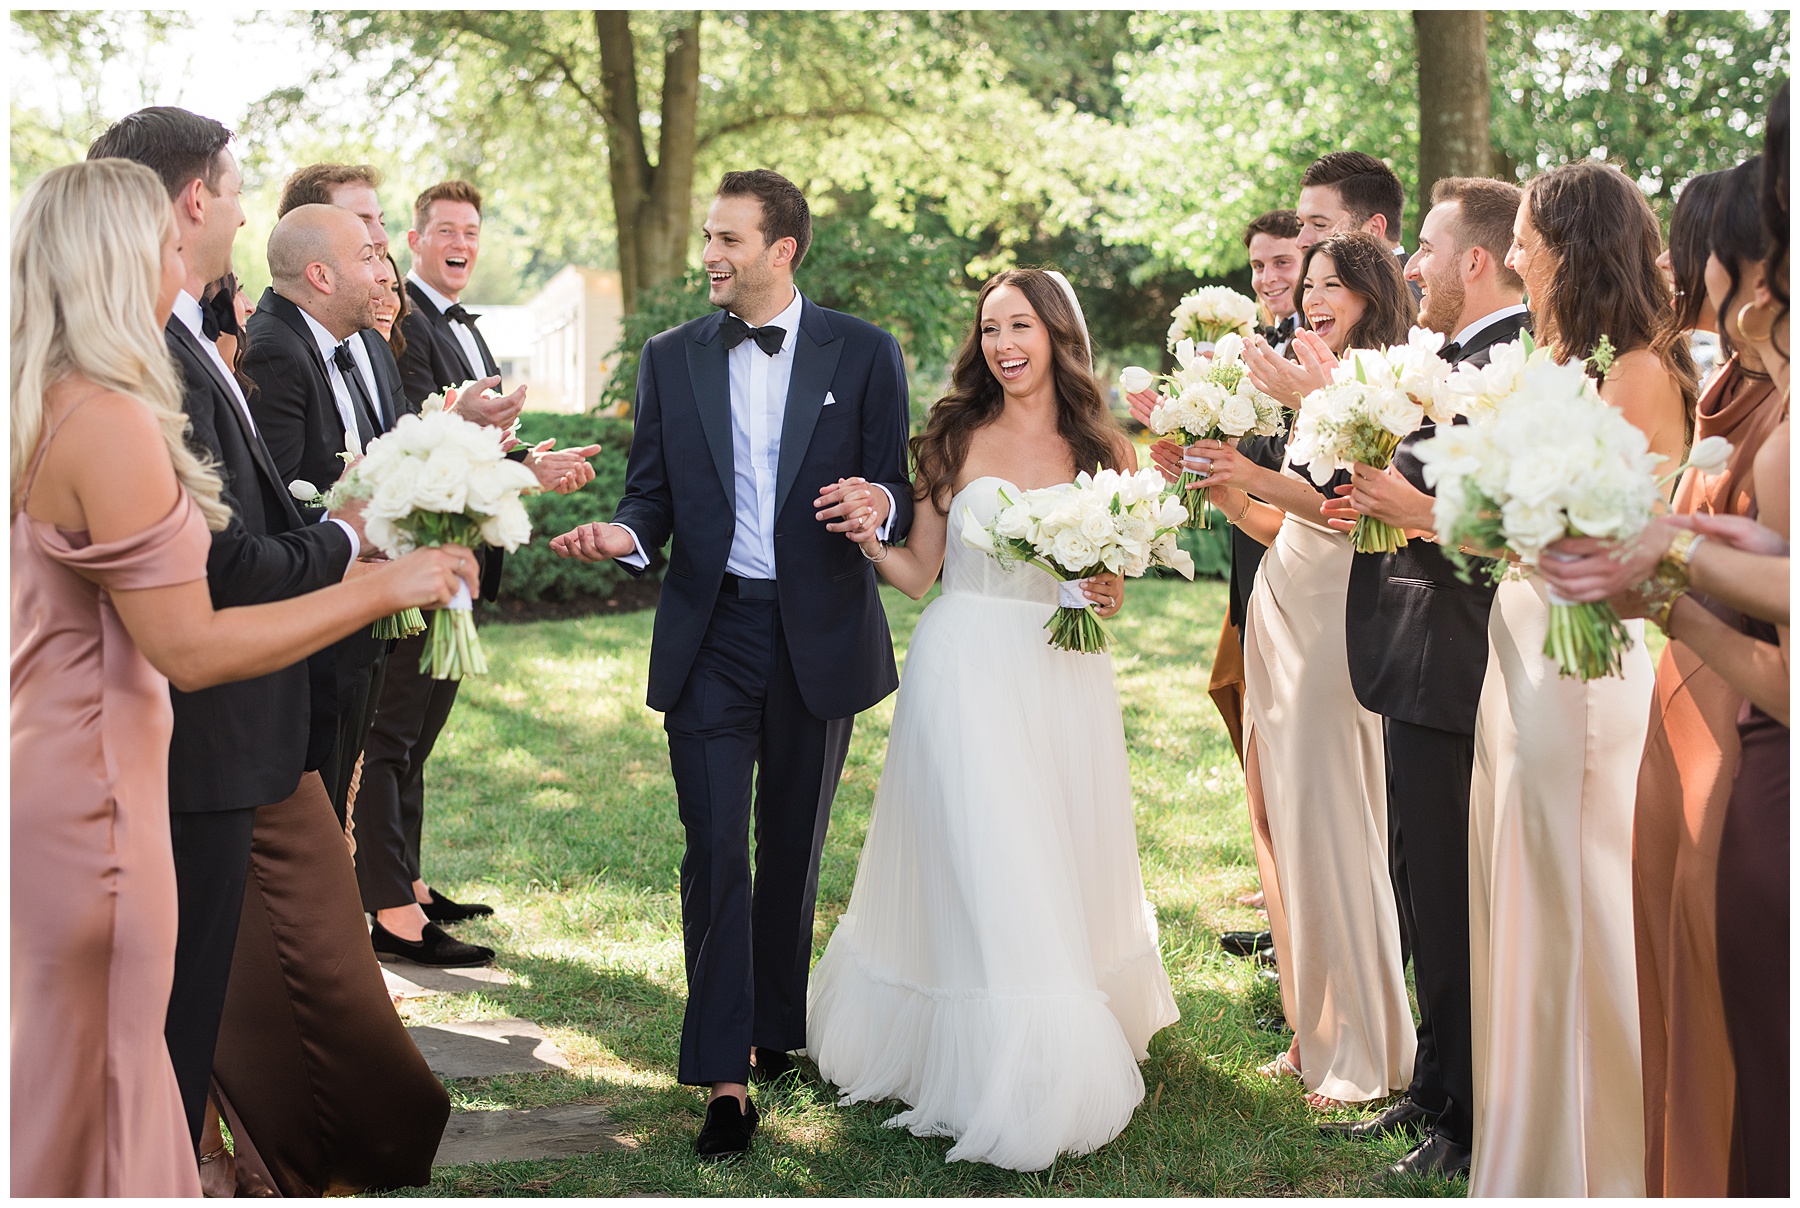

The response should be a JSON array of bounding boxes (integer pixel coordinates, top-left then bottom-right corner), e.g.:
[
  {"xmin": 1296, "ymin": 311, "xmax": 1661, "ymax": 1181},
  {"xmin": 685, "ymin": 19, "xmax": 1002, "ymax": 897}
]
[
  {"xmin": 981, "ymin": 284, "xmax": 1053, "ymax": 397},
  {"xmin": 1301, "ymin": 253, "xmax": 1365, "ymax": 354}
]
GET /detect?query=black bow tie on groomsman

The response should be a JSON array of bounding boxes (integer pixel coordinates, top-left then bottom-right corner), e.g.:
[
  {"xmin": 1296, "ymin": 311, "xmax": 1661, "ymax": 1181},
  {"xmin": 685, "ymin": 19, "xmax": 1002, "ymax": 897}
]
[
  {"xmin": 1255, "ymin": 315, "xmax": 1296, "ymax": 345},
  {"xmin": 1437, "ymin": 340, "xmax": 1462, "ymax": 363},
  {"xmin": 443, "ymin": 303, "xmax": 479, "ymax": 326},
  {"xmin": 720, "ymin": 314, "xmax": 787, "ymax": 356},
  {"xmin": 331, "ymin": 341, "xmax": 381, "ymax": 447}
]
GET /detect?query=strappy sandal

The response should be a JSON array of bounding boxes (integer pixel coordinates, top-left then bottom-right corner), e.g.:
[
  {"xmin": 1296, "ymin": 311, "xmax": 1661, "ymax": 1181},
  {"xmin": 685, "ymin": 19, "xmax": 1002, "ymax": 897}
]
[
  {"xmin": 1256, "ymin": 1052, "xmax": 1303, "ymax": 1082},
  {"xmin": 1305, "ymin": 1090, "xmax": 1350, "ymax": 1111}
]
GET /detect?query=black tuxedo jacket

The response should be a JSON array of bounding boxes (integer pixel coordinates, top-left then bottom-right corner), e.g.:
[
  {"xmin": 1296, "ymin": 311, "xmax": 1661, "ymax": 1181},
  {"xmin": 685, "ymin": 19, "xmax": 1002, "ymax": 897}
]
[
  {"xmin": 243, "ymin": 290, "xmax": 403, "ymax": 766},
  {"xmin": 396, "ymin": 279, "xmax": 512, "ymax": 600},
  {"xmin": 162, "ymin": 317, "xmax": 353, "ymax": 813},
  {"xmin": 1344, "ymin": 311, "xmax": 1531, "ymax": 734},
  {"xmin": 397, "ymin": 279, "xmax": 498, "ymax": 408},
  {"xmin": 613, "ymin": 298, "xmax": 915, "ymax": 719}
]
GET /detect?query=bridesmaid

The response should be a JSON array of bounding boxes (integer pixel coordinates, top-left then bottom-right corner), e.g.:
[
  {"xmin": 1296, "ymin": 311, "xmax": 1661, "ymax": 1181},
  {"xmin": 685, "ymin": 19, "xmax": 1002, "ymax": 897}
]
[
  {"xmin": 9, "ymin": 159, "xmax": 476, "ymax": 1196},
  {"xmin": 1465, "ymin": 161, "xmax": 1695, "ymax": 1198},
  {"xmin": 1172, "ymin": 232, "xmax": 1419, "ymax": 1112},
  {"xmin": 1628, "ymin": 157, "xmax": 1782, "ymax": 1198}
]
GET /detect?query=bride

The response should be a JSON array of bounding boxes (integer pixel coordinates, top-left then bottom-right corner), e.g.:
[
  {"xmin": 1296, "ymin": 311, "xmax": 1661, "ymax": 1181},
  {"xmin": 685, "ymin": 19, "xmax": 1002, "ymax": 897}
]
[{"xmin": 806, "ymin": 268, "xmax": 1180, "ymax": 1171}]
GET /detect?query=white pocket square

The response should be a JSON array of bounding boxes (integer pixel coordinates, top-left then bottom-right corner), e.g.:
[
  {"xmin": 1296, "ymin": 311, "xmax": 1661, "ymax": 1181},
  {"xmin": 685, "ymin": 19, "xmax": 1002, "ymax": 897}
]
[{"xmin": 822, "ymin": 391, "xmax": 839, "ymax": 406}]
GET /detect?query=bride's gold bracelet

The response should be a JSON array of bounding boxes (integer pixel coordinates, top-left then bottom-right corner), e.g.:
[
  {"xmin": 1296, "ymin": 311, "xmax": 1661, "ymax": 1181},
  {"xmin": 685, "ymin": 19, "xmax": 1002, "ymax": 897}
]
[
  {"xmin": 1228, "ymin": 495, "xmax": 1252, "ymax": 526},
  {"xmin": 860, "ymin": 540, "xmax": 890, "ymax": 563}
]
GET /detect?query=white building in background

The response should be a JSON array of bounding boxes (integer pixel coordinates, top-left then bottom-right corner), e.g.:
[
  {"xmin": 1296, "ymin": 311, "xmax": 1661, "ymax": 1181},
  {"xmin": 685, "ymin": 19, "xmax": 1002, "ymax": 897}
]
[
  {"xmin": 524, "ymin": 266, "xmax": 626, "ymax": 414},
  {"xmin": 464, "ymin": 267, "xmax": 626, "ymax": 414}
]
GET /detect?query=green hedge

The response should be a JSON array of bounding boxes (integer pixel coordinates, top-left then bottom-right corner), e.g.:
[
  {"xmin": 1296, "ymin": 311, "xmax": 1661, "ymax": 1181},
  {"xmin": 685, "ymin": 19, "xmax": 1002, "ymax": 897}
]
[{"xmin": 493, "ymin": 412, "xmax": 656, "ymax": 604}]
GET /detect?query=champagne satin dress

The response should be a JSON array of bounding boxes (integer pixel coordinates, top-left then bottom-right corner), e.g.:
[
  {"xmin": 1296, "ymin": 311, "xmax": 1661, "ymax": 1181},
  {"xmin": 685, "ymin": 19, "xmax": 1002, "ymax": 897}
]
[{"xmin": 11, "ymin": 411, "xmax": 210, "ymax": 1197}]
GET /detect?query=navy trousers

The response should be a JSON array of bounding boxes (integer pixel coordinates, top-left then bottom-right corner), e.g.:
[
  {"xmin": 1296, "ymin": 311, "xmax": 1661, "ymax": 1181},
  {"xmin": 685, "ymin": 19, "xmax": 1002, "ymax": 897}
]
[{"xmin": 665, "ymin": 589, "xmax": 851, "ymax": 1086}]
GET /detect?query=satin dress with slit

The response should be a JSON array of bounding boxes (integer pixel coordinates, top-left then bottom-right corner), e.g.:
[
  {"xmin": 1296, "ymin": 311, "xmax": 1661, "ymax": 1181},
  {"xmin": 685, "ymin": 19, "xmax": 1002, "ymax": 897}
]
[
  {"xmin": 12, "ymin": 415, "xmax": 210, "ymax": 1197},
  {"xmin": 806, "ymin": 477, "xmax": 1180, "ymax": 1172}
]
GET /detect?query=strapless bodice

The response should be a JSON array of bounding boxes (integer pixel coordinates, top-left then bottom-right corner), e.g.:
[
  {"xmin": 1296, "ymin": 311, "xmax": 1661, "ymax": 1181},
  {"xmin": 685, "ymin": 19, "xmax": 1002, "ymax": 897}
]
[{"xmin": 942, "ymin": 477, "xmax": 1059, "ymax": 606}]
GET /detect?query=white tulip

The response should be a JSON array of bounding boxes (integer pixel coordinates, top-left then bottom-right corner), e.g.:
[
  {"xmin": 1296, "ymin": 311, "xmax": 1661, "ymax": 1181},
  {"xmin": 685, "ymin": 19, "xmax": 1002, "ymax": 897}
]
[
  {"xmin": 1686, "ymin": 435, "xmax": 1733, "ymax": 475},
  {"xmin": 1119, "ymin": 365, "xmax": 1155, "ymax": 395},
  {"xmin": 288, "ymin": 479, "xmax": 319, "ymax": 502}
]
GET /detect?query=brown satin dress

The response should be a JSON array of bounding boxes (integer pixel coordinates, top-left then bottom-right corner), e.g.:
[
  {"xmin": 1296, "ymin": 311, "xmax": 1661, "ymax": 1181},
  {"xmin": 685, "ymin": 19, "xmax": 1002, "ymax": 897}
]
[
  {"xmin": 1632, "ymin": 358, "xmax": 1782, "ymax": 1195},
  {"xmin": 11, "ymin": 417, "xmax": 210, "ymax": 1196}
]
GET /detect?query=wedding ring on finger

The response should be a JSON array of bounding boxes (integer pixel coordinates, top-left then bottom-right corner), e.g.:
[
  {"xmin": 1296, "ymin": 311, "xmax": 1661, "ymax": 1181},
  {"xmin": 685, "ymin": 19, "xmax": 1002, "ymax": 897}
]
[{"xmin": 1184, "ymin": 454, "xmax": 1213, "ymax": 472}]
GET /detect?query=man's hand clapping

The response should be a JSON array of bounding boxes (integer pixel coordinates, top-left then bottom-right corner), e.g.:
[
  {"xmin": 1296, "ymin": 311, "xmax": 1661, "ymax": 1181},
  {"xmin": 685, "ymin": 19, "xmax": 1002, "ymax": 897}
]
[
  {"xmin": 452, "ymin": 375, "xmax": 526, "ymax": 431},
  {"xmin": 523, "ymin": 439, "xmax": 602, "ymax": 495}
]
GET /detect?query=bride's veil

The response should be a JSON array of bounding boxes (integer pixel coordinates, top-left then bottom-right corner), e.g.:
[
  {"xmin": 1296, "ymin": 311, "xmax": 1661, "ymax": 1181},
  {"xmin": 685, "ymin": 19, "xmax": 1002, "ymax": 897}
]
[{"xmin": 1044, "ymin": 269, "xmax": 1093, "ymax": 371}]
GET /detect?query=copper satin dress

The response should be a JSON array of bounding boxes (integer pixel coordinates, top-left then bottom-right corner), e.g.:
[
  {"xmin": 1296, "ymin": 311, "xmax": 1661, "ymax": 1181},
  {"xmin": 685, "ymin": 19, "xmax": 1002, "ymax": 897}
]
[
  {"xmin": 1631, "ymin": 358, "xmax": 1781, "ymax": 1195},
  {"xmin": 11, "ymin": 439, "xmax": 210, "ymax": 1197},
  {"xmin": 1242, "ymin": 481, "xmax": 1415, "ymax": 1104}
]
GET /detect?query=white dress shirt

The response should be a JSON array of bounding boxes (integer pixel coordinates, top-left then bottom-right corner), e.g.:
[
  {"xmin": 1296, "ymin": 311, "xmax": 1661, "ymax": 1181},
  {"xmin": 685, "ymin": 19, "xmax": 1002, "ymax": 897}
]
[
  {"xmin": 408, "ymin": 271, "xmax": 488, "ymax": 381},
  {"xmin": 615, "ymin": 289, "xmax": 894, "ymax": 577},
  {"xmin": 1451, "ymin": 303, "xmax": 1531, "ymax": 352},
  {"xmin": 173, "ymin": 290, "xmax": 255, "ymax": 433},
  {"xmin": 298, "ymin": 308, "xmax": 381, "ymax": 456}
]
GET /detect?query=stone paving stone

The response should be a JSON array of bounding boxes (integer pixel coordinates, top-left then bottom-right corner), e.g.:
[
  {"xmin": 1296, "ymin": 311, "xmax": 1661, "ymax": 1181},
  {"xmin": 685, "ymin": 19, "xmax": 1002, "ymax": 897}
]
[
  {"xmin": 378, "ymin": 957, "xmax": 516, "ymax": 993},
  {"xmin": 382, "ymin": 965, "xmax": 440, "ymax": 1001},
  {"xmin": 432, "ymin": 1104, "xmax": 628, "ymax": 1167},
  {"xmin": 407, "ymin": 1017, "xmax": 573, "ymax": 1079}
]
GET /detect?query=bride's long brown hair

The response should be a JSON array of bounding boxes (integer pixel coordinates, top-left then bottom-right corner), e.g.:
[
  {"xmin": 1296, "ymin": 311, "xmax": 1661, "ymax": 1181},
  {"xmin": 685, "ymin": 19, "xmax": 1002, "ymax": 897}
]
[{"xmin": 911, "ymin": 269, "xmax": 1124, "ymax": 508}]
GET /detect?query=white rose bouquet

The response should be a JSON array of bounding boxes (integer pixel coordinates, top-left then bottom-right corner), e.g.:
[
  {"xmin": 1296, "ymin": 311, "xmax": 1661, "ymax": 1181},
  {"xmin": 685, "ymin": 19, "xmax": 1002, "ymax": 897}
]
[
  {"xmin": 1414, "ymin": 338, "xmax": 1666, "ymax": 680},
  {"xmin": 1131, "ymin": 332, "xmax": 1284, "ymax": 528},
  {"xmin": 1166, "ymin": 286, "xmax": 1260, "ymax": 354},
  {"xmin": 328, "ymin": 408, "xmax": 540, "ymax": 678},
  {"xmin": 1285, "ymin": 328, "xmax": 1459, "ymax": 553},
  {"xmin": 290, "ymin": 474, "xmax": 427, "ymax": 639},
  {"xmin": 959, "ymin": 467, "xmax": 1194, "ymax": 653}
]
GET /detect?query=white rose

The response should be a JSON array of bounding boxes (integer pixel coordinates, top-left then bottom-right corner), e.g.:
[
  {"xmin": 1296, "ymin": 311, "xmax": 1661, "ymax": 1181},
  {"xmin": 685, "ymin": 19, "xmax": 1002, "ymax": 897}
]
[
  {"xmin": 1080, "ymin": 508, "xmax": 1114, "ymax": 543},
  {"xmin": 1368, "ymin": 386, "xmax": 1423, "ymax": 438},
  {"xmin": 1501, "ymin": 498, "xmax": 1568, "ymax": 558},
  {"xmin": 412, "ymin": 452, "xmax": 471, "ymax": 514},
  {"xmin": 478, "ymin": 501, "xmax": 533, "ymax": 550},
  {"xmin": 365, "ymin": 514, "xmax": 406, "ymax": 557},
  {"xmin": 1218, "ymin": 391, "xmax": 1259, "ymax": 435},
  {"xmin": 1119, "ymin": 365, "xmax": 1156, "ymax": 395},
  {"xmin": 1051, "ymin": 527, "xmax": 1097, "ymax": 571},
  {"xmin": 366, "ymin": 458, "xmax": 425, "ymax": 521}
]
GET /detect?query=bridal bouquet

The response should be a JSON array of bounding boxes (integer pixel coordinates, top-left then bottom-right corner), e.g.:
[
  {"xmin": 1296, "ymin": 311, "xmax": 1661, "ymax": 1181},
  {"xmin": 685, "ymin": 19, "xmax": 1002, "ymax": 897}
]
[
  {"xmin": 1131, "ymin": 332, "xmax": 1284, "ymax": 528},
  {"xmin": 1285, "ymin": 328, "xmax": 1459, "ymax": 553},
  {"xmin": 327, "ymin": 408, "xmax": 539, "ymax": 678},
  {"xmin": 960, "ymin": 467, "xmax": 1194, "ymax": 653},
  {"xmin": 1414, "ymin": 339, "xmax": 1664, "ymax": 680},
  {"xmin": 1166, "ymin": 286, "xmax": 1260, "ymax": 354},
  {"xmin": 290, "ymin": 473, "xmax": 426, "ymax": 639}
]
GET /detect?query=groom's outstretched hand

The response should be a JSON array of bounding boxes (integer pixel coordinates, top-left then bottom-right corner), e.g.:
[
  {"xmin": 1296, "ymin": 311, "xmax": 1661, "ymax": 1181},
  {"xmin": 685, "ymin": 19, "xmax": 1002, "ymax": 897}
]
[{"xmin": 550, "ymin": 521, "xmax": 637, "ymax": 562}]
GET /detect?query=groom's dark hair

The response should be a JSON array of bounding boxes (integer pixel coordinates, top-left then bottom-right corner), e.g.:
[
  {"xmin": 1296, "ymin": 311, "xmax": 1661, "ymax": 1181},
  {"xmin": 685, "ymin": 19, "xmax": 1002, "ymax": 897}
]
[{"xmin": 717, "ymin": 169, "xmax": 812, "ymax": 267}]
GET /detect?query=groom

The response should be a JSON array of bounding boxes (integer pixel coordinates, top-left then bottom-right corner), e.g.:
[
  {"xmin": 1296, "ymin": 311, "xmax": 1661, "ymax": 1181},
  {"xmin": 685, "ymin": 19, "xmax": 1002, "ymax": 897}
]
[{"xmin": 551, "ymin": 169, "xmax": 914, "ymax": 1158}]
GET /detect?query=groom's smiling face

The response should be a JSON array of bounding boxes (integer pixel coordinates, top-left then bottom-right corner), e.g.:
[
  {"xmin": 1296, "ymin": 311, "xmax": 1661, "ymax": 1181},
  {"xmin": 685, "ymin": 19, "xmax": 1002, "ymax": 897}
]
[{"xmin": 702, "ymin": 194, "xmax": 791, "ymax": 319}]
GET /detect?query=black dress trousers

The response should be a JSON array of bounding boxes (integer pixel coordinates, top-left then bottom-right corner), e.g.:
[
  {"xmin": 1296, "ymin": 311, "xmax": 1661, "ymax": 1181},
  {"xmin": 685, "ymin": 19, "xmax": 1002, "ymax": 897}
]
[
  {"xmin": 664, "ymin": 586, "xmax": 852, "ymax": 1087},
  {"xmin": 1384, "ymin": 717, "xmax": 1476, "ymax": 1147}
]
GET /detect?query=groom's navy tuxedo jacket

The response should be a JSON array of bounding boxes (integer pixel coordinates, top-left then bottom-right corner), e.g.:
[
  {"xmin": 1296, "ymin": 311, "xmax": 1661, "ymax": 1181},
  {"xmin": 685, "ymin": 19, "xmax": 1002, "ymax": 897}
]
[
  {"xmin": 613, "ymin": 297, "xmax": 915, "ymax": 720},
  {"xmin": 1344, "ymin": 312, "xmax": 1531, "ymax": 734}
]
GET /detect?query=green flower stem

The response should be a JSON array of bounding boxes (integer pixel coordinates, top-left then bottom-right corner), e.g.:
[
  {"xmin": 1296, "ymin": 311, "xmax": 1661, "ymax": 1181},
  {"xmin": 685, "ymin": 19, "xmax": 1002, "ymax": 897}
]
[
  {"xmin": 1178, "ymin": 468, "xmax": 1209, "ymax": 529},
  {"xmin": 1545, "ymin": 600, "xmax": 1632, "ymax": 681},
  {"xmin": 1046, "ymin": 605, "xmax": 1113, "ymax": 653},
  {"xmin": 1351, "ymin": 515, "xmax": 1408, "ymax": 554}
]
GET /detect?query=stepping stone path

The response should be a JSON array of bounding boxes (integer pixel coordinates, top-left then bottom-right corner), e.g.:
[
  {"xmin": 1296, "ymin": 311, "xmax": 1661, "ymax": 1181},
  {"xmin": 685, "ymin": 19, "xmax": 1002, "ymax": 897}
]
[
  {"xmin": 381, "ymin": 957, "xmax": 516, "ymax": 999},
  {"xmin": 432, "ymin": 1104, "xmax": 629, "ymax": 1167},
  {"xmin": 407, "ymin": 1017, "xmax": 573, "ymax": 1079}
]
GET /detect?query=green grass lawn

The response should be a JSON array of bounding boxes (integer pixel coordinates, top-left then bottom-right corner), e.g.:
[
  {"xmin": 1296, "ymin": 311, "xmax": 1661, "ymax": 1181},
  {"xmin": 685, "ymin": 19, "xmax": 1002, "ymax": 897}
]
[{"xmin": 393, "ymin": 578, "xmax": 1465, "ymax": 1197}]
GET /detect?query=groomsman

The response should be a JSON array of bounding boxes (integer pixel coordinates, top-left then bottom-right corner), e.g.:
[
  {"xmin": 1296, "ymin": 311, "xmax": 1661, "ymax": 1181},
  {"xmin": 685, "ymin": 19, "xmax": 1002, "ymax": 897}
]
[
  {"xmin": 1320, "ymin": 176, "xmax": 1529, "ymax": 1180},
  {"xmin": 1247, "ymin": 208, "xmax": 1304, "ymax": 355},
  {"xmin": 85, "ymin": 107, "xmax": 367, "ymax": 1145},
  {"xmin": 357, "ymin": 179, "xmax": 597, "ymax": 964}
]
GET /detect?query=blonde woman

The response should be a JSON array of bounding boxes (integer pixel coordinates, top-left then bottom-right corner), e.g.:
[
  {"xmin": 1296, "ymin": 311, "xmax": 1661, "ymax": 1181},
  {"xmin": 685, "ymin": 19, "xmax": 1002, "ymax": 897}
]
[{"xmin": 9, "ymin": 158, "xmax": 475, "ymax": 1197}]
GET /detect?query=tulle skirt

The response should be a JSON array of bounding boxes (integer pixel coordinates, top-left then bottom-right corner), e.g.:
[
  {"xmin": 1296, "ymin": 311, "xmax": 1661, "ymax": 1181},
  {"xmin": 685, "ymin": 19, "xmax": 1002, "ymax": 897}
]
[{"xmin": 807, "ymin": 589, "xmax": 1179, "ymax": 1171}]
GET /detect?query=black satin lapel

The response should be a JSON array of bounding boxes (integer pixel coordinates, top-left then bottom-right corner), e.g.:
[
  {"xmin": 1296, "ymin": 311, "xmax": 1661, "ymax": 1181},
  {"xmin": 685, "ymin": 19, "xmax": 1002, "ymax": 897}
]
[
  {"xmin": 169, "ymin": 319, "xmax": 293, "ymax": 515},
  {"xmin": 774, "ymin": 325, "xmax": 844, "ymax": 517},
  {"xmin": 685, "ymin": 337, "xmax": 736, "ymax": 511}
]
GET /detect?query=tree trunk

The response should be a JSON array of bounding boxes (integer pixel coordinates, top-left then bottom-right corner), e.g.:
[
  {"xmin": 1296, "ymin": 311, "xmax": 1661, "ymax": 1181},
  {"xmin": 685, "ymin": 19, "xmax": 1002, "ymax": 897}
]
[
  {"xmin": 1414, "ymin": 11, "xmax": 1492, "ymax": 221},
  {"xmin": 595, "ymin": 11, "xmax": 701, "ymax": 313}
]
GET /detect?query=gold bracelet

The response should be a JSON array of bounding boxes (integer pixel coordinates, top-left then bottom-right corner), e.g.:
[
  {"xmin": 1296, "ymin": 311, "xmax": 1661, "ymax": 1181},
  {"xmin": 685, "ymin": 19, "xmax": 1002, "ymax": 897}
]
[
  {"xmin": 1647, "ymin": 585, "xmax": 1686, "ymax": 632},
  {"xmin": 1229, "ymin": 495, "xmax": 1252, "ymax": 525},
  {"xmin": 1656, "ymin": 528, "xmax": 1706, "ymax": 590},
  {"xmin": 860, "ymin": 540, "xmax": 889, "ymax": 563}
]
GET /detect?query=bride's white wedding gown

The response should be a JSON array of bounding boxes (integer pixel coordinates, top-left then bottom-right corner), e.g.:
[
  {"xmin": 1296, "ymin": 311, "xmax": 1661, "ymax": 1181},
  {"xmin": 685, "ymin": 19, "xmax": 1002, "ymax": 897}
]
[{"xmin": 806, "ymin": 477, "xmax": 1180, "ymax": 1172}]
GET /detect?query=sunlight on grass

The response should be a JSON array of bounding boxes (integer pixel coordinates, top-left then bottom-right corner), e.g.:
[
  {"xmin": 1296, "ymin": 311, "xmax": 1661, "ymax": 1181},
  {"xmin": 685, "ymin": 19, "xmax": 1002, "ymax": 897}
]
[{"xmin": 392, "ymin": 580, "xmax": 1464, "ymax": 1198}]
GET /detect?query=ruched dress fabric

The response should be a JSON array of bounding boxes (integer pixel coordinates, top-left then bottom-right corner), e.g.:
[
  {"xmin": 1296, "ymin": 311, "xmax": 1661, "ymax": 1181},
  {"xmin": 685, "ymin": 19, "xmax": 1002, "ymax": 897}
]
[
  {"xmin": 1240, "ymin": 484, "xmax": 1414, "ymax": 1103},
  {"xmin": 12, "ymin": 473, "xmax": 211, "ymax": 1198},
  {"xmin": 806, "ymin": 477, "xmax": 1180, "ymax": 1172},
  {"xmin": 1468, "ymin": 573, "xmax": 1652, "ymax": 1197}
]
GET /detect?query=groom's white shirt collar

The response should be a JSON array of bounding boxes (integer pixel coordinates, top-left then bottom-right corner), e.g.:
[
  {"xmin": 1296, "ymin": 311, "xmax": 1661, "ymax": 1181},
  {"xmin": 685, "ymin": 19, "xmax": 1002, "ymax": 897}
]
[{"xmin": 1452, "ymin": 303, "xmax": 1530, "ymax": 351}]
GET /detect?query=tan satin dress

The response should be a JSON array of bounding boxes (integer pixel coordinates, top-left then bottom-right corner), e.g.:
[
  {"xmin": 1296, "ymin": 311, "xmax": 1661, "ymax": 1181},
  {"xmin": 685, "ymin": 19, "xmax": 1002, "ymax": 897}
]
[
  {"xmin": 1242, "ymin": 494, "xmax": 1415, "ymax": 1103},
  {"xmin": 1468, "ymin": 574, "xmax": 1653, "ymax": 1196},
  {"xmin": 11, "ymin": 433, "xmax": 211, "ymax": 1197},
  {"xmin": 1632, "ymin": 358, "xmax": 1782, "ymax": 1196}
]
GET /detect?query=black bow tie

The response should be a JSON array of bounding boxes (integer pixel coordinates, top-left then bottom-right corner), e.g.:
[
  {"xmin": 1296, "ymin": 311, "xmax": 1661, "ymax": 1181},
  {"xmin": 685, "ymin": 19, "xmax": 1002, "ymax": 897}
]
[
  {"xmin": 1438, "ymin": 341, "xmax": 1463, "ymax": 363},
  {"xmin": 1256, "ymin": 316, "xmax": 1296, "ymax": 344},
  {"xmin": 443, "ymin": 303, "xmax": 479, "ymax": 326},
  {"xmin": 720, "ymin": 314, "xmax": 787, "ymax": 357},
  {"xmin": 199, "ymin": 303, "xmax": 222, "ymax": 342}
]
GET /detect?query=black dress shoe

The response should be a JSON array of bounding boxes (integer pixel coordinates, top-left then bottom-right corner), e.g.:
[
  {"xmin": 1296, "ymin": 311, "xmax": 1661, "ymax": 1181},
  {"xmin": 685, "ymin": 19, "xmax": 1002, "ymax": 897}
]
[
  {"xmin": 1387, "ymin": 1128, "xmax": 1471, "ymax": 1179},
  {"xmin": 1318, "ymin": 1094, "xmax": 1436, "ymax": 1141},
  {"xmin": 370, "ymin": 920, "xmax": 494, "ymax": 968},
  {"xmin": 695, "ymin": 1094, "xmax": 759, "ymax": 1160},
  {"xmin": 1220, "ymin": 929, "xmax": 1274, "ymax": 957},
  {"xmin": 749, "ymin": 1047, "xmax": 795, "ymax": 1084},
  {"xmin": 422, "ymin": 887, "xmax": 495, "ymax": 923}
]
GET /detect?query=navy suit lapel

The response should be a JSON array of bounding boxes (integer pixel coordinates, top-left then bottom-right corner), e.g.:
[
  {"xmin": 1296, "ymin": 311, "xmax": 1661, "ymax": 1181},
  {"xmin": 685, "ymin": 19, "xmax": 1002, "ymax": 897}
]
[
  {"xmin": 774, "ymin": 299, "xmax": 843, "ymax": 517},
  {"xmin": 685, "ymin": 312, "xmax": 735, "ymax": 511}
]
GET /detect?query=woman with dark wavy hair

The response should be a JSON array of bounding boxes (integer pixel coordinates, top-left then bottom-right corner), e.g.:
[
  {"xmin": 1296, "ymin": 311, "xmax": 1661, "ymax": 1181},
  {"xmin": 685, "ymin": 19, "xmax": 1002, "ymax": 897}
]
[
  {"xmin": 805, "ymin": 268, "xmax": 1179, "ymax": 1170},
  {"xmin": 1463, "ymin": 160, "xmax": 1697, "ymax": 1198},
  {"xmin": 1662, "ymin": 168, "xmax": 1733, "ymax": 383}
]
